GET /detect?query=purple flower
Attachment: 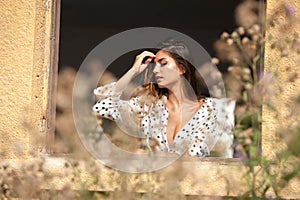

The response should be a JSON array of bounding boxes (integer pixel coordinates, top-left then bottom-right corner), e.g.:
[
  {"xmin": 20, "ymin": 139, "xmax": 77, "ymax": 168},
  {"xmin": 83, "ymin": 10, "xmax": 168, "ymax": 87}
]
[{"xmin": 285, "ymin": 5, "xmax": 296, "ymax": 18}]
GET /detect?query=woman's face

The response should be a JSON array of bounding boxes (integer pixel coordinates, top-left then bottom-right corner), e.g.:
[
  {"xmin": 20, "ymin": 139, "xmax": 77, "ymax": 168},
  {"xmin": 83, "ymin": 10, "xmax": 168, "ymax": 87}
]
[{"xmin": 153, "ymin": 50, "xmax": 184, "ymax": 89}]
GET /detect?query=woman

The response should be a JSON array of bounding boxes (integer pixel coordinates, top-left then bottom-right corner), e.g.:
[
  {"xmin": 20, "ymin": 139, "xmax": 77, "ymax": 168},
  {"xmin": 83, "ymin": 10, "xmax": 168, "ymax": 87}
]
[{"xmin": 93, "ymin": 39, "xmax": 235, "ymax": 158}]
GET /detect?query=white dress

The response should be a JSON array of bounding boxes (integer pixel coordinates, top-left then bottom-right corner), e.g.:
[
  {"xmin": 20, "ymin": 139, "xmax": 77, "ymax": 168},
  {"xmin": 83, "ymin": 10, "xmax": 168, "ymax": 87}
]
[{"xmin": 93, "ymin": 82, "xmax": 235, "ymax": 158}]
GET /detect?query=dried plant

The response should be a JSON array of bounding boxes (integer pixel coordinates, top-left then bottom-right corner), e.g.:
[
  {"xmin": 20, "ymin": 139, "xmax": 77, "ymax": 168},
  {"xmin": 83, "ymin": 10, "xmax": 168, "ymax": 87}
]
[
  {"xmin": 214, "ymin": 0, "xmax": 300, "ymax": 198},
  {"xmin": 213, "ymin": 0, "xmax": 266, "ymax": 160}
]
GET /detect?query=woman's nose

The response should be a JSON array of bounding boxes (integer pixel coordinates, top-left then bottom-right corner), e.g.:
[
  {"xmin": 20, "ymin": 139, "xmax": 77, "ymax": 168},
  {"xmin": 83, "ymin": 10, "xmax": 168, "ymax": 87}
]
[{"xmin": 153, "ymin": 64, "xmax": 160, "ymax": 74}]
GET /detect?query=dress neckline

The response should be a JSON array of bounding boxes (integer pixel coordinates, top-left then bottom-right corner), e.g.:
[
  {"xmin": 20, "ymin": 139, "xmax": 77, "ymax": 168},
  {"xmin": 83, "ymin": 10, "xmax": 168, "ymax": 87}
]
[{"xmin": 166, "ymin": 100, "xmax": 207, "ymax": 145}]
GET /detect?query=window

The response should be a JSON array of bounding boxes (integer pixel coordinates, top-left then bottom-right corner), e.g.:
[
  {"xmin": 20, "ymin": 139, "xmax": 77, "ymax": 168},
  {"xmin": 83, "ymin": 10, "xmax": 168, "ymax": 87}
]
[{"xmin": 54, "ymin": 0, "xmax": 265, "ymax": 166}]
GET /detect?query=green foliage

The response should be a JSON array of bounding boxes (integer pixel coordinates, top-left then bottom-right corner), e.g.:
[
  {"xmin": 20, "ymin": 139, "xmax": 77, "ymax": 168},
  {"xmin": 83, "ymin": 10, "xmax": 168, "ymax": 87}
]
[{"xmin": 213, "ymin": 0, "xmax": 300, "ymax": 198}]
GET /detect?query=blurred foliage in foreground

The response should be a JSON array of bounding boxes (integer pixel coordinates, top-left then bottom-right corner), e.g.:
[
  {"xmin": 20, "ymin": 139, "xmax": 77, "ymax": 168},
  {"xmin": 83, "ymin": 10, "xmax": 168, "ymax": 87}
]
[{"xmin": 213, "ymin": 0, "xmax": 300, "ymax": 198}]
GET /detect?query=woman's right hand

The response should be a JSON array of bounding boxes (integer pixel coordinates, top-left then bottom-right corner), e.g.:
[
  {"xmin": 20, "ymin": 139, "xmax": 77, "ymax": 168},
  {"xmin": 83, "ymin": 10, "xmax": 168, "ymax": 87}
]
[
  {"xmin": 115, "ymin": 51, "xmax": 155, "ymax": 92},
  {"xmin": 130, "ymin": 51, "xmax": 155, "ymax": 76}
]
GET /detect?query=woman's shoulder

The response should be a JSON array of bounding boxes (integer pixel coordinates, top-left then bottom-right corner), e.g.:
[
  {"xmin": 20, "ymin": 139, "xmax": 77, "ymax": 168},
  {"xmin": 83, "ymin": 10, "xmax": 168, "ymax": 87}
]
[
  {"xmin": 198, "ymin": 97, "xmax": 236, "ymax": 121},
  {"xmin": 202, "ymin": 97, "xmax": 236, "ymax": 132}
]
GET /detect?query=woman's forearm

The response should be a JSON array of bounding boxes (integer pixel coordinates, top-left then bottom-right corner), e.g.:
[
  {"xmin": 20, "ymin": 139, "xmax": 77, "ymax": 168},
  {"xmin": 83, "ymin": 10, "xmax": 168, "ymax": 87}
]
[
  {"xmin": 115, "ymin": 51, "xmax": 155, "ymax": 93},
  {"xmin": 115, "ymin": 68, "xmax": 138, "ymax": 92}
]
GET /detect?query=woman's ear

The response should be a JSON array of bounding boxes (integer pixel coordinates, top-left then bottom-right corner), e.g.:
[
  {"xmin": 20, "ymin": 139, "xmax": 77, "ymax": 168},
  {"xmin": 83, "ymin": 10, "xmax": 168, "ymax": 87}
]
[
  {"xmin": 178, "ymin": 65, "xmax": 186, "ymax": 75},
  {"xmin": 180, "ymin": 69, "xmax": 186, "ymax": 75}
]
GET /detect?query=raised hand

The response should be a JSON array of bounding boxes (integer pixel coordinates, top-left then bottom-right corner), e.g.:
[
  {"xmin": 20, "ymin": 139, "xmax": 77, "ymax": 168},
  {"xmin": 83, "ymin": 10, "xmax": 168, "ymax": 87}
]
[
  {"xmin": 131, "ymin": 51, "xmax": 155, "ymax": 75},
  {"xmin": 115, "ymin": 51, "xmax": 155, "ymax": 92}
]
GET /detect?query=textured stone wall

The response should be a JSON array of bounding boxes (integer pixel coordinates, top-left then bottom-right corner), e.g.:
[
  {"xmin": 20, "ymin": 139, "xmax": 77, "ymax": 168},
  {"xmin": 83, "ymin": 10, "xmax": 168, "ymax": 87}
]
[
  {"xmin": 0, "ymin": 0, "xmax": 54, "ymax": 158},
  {"xmin": 263, "ymin": 0, "xmax": 300, "ymax": 158},
  {"xmin": 262, "ymin": 0, "xmax": 300, "ymax": 197}
]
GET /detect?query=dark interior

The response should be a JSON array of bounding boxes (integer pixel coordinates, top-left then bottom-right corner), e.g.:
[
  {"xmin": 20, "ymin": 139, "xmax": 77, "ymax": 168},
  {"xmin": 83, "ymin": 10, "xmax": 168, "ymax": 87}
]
[{"xmin": 58, "ymin": 0, "xmax": 241, "ymax": 74}]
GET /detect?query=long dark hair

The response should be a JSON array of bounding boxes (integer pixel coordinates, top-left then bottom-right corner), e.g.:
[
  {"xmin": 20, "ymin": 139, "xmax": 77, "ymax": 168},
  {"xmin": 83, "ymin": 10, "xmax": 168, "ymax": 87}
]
[{"xmin": 137, "ymin": 39, "xmax": 209, "ymax": 101}]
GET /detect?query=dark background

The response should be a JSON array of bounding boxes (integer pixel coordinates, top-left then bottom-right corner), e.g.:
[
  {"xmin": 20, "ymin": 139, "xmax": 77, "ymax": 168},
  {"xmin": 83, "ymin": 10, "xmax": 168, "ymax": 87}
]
[{"xmin": 58, "ymin": 0, "xmax": 241, "ymax": 75}]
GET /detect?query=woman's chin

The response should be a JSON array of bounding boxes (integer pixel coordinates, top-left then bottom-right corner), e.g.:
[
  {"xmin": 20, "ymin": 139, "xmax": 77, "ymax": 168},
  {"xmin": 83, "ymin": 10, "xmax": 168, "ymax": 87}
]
[{"xmin": 157, "ymin": 83, "xmax": 166, "ymax": 88}]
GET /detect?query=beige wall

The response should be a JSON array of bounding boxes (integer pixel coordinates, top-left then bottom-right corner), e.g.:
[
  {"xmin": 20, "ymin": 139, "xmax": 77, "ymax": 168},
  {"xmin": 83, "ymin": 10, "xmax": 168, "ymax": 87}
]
[
  {"xmin": 263, "ymin": 0, "xmax": 300, "ymax": 159},
  {"xmin": 0, "ymin": 0, "xmax": 299, "ymax": 198},
  {"xmin": 0, "ymin": 0, "xmax": 53, "ymax": 158},
  {"xmin": 262, "ymin": 0, "xmax": 300, "ymax": 197}
]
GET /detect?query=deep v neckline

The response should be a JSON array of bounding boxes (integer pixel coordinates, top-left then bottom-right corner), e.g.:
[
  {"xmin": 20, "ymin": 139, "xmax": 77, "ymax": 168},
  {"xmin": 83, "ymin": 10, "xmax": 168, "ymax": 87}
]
[{"xmin": 166, "ymin": 101, "xmax": 206, "ymax": 145}]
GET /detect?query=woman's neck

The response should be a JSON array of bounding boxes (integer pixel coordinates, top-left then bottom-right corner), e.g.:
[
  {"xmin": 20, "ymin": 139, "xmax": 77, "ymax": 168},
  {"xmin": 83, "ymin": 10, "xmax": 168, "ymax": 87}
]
[
  {"xmin": 168, "ymin": 90, "xmax": 181, "ymax": 107},
  {"xmin": 165, "ymin": 76, "xmax": 199, "ymax": 106},
  {"xmin": 167, "ymin": 85, "xmax": 194, "ymax": 107},
  {"xmin": 166, "ymin": 80, "xmax": 185, "ymax": 104}
]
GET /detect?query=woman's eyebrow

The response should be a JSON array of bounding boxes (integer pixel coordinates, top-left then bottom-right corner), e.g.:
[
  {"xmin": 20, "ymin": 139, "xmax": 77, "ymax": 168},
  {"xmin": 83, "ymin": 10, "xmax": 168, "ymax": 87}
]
[{"xmin": 156, "ymin": 58, "xmax": 167, "ymax": 62}]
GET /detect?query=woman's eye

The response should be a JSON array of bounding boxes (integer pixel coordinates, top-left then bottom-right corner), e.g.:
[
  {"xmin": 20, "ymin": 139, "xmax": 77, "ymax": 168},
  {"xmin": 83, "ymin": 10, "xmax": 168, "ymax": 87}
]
[{"xmin": 160, "ymin": 62, "xmax": 167, "ymax": 66}]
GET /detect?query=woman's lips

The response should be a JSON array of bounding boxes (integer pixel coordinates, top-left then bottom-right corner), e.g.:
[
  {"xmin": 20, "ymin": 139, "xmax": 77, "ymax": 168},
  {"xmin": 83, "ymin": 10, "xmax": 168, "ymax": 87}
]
[{"xmin": 155, "ymin": 76, "xmax": 163, "ymax": 82}]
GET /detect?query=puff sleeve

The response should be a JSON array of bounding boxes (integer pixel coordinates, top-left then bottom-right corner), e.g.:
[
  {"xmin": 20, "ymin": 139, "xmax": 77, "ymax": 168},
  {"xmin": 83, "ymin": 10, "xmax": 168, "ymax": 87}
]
[
  {"xmin": 93, "ymin": 82, "xmax": 148, "ymax": 137},
  {"xmin": 187, "ymin": 98, "xmax": 235, "ymax": 158}
]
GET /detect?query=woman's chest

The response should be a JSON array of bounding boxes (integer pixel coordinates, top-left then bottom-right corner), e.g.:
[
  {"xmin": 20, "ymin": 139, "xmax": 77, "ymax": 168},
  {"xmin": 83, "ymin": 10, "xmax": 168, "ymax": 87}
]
[
  {"xmin": 146, "ymin": 104, "xmax": 209, "ymax": 147},
  {"xmin": 165, "ymin": 102, "xmax": 206, "ymax": 143}
]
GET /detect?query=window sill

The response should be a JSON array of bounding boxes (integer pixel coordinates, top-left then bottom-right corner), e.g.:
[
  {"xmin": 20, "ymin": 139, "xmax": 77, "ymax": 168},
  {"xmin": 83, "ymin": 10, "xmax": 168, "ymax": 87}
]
[{"xmin": 1, "ymin": 153, "xmax": 247, "ymax": 196}]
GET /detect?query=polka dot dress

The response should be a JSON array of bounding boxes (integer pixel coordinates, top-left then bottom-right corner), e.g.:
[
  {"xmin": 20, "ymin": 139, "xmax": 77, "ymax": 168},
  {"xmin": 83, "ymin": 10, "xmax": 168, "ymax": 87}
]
[{"xmin": 93, "ymin": 82, "xmax": 235, "ymax": 158}]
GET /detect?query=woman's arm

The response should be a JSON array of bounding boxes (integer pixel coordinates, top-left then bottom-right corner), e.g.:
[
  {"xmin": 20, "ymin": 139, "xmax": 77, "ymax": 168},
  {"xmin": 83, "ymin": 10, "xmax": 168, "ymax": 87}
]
[
  {"xmin": 93, "ymin": 51, "xmax": 155, "ymax": 124},
  {"xmin": 115, "ymin": 51, "xmax": 155, "ymax": 92}
]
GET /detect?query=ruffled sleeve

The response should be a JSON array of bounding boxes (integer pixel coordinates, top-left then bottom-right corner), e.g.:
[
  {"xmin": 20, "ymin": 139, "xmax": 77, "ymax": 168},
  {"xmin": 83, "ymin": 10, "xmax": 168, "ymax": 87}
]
[
  {"xmin": 93, "ymin": 82, "xmax": 148, "ymax": 137},
  {"xmin": 187, "ymin": 97, "xmax": 236, "ymax": 158},
  {"xmin": 210, "ymin": 98, "xmax": 236, "ymax": 157},
  {"xmin": 93, "ymin": 82, "xmax": 122, "ymax": 120}
]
